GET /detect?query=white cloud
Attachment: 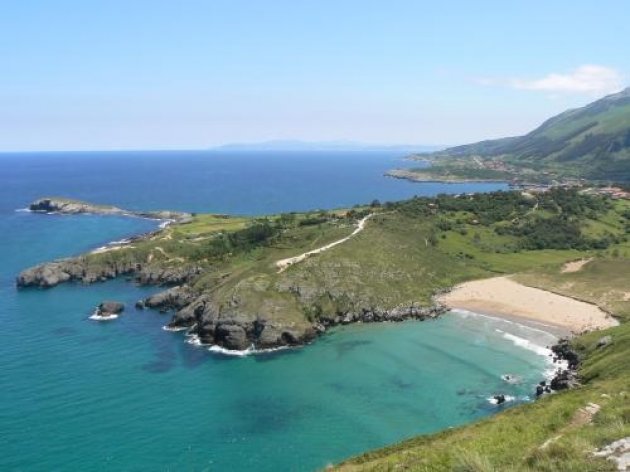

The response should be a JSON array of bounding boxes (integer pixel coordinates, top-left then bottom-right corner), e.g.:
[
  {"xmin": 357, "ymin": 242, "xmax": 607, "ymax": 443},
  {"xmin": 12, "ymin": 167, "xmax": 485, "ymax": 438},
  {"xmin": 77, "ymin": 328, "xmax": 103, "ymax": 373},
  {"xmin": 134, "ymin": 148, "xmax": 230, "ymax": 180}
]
[{"xmin": 509, "ymin": 65, "xmax": 623, "ymax": 95}]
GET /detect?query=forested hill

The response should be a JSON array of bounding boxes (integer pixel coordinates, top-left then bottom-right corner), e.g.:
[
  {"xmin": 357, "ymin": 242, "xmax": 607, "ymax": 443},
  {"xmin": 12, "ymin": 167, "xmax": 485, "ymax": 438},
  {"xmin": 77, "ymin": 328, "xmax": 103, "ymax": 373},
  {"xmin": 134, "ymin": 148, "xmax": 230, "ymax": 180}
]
[{"xmin": 422, "ymin": 87, "xmax": 630, "ymax": 181}]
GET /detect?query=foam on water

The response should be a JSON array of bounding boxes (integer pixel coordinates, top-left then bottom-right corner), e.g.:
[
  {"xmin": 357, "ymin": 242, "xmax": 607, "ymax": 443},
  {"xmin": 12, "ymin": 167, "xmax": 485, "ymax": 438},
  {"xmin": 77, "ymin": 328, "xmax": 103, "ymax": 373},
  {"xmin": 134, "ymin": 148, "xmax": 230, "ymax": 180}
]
[
  {"xmin": 162, "ymin": 325, "xmax": 188, "ymax": 332},
  {"xmin": 88, "ymin": 313, "xmax": 119, "ymax": 321},
  {"xmin": 495, "ymin": 329, "xmax": 551, "ymax": 357},
  {"xmin": 487, "ymin": 395, "xmax": 517, "ymax": 405}
]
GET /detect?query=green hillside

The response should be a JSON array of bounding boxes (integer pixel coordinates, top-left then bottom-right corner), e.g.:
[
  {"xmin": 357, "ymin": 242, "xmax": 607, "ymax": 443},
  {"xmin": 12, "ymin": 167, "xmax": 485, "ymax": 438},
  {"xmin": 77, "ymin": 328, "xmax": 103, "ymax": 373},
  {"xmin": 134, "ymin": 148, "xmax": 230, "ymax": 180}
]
[{"xmin": 411, "ymin": 88, "xmax": 630, "ymax": 182}]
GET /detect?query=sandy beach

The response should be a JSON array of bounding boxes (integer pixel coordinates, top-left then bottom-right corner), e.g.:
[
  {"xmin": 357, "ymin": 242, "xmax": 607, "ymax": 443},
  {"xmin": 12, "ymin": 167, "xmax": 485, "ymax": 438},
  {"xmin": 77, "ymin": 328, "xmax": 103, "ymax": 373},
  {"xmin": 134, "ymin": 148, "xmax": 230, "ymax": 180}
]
[{"xmin": 437, "ymin": 276, "xmax": 618, "ymax": 334}]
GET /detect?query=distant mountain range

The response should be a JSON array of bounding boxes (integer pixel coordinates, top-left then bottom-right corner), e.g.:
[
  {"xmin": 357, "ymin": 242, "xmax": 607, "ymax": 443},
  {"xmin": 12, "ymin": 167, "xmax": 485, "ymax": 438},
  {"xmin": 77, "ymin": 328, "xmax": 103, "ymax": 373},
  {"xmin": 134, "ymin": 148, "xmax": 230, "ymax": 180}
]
[
  {"xmin": 213, "ymin": 140, "xmax": 444, "ymax": 153},
  {"xmin": 422, "ymin": 87, "xmax": 630, "ymax": 181}
]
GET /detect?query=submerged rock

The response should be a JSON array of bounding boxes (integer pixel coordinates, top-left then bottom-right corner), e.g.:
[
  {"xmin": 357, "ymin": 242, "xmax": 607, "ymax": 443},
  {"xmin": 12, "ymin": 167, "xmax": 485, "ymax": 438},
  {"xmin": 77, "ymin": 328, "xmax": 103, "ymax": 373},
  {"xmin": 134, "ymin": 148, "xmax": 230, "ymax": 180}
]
[
  {"xmin": 98, "ymin": 301, "xmax": 125, "ymax": 315},
  {"xmin": 493, "ymin": 394, "xmax": 506, "ymax": 405}
]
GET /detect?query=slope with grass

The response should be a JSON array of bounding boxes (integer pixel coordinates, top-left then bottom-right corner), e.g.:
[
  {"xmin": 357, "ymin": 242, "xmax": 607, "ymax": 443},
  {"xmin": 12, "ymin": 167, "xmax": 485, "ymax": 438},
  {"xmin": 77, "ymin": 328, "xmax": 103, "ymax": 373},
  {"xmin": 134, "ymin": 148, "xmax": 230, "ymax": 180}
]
[{"xmin": 396, "ymin": 87, "xmax": 630, "ymax": 183}]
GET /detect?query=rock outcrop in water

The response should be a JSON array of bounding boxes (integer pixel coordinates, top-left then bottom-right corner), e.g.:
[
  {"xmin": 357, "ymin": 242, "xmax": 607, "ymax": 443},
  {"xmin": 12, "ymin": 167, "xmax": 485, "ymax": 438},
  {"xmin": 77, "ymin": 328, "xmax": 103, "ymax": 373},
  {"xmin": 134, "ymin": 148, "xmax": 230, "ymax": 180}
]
[
  {"xmin": 16, "ymin": 258, "xmax": 202, "ymax": 288},
  {"xmin": 29, "ymin": 197, "xmax": 193, "ymax": 223},
  {"xmin": 547, "ymin": 338, "xmax": 581, "ymax": 391},
  {"xmin": 97, "ymin": 301, "xmax": 125, "ymax": 315}
]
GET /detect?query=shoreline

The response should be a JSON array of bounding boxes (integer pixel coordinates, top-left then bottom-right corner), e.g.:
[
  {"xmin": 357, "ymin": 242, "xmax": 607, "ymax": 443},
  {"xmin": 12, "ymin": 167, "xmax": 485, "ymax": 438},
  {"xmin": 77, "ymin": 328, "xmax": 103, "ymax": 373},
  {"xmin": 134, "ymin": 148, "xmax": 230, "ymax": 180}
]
[
  {"xmin": 450, "ymin": 307, "xmax": 571, "ymax": 338},
  {"xmin": 385, "ymin": 169, "xmax": 512, "ymax": 185},
  {"xmin": 437, "ymin": 276, "xmax": 618, "ymax": 335}
]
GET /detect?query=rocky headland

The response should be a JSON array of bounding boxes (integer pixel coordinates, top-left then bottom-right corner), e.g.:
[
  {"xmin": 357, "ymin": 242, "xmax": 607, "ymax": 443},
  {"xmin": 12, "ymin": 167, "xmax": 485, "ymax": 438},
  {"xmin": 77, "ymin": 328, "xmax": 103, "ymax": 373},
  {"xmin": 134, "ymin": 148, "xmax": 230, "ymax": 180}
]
[
  {"xmin": 29, "ymin": 197, "xmax": 193, "ymax": 223},
  {"xmin": 18, "ymin": 197, "xmax": 447, "ymax": 352}
]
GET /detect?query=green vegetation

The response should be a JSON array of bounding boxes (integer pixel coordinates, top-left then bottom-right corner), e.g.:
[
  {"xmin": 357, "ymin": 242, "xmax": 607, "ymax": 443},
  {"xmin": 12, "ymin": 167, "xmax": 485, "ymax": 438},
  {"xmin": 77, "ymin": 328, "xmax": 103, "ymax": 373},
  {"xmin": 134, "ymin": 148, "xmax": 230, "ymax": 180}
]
[
  {"xmin": 335, "ymin": 258, "xmax": 630, "ymax": 471},
  {"xmin": 81, "ymin": 189, "xmax": 630, "ymax": 331},
  {"xmin": 402, "ymin": 87, "xmax": 630, "ymax": 182}
]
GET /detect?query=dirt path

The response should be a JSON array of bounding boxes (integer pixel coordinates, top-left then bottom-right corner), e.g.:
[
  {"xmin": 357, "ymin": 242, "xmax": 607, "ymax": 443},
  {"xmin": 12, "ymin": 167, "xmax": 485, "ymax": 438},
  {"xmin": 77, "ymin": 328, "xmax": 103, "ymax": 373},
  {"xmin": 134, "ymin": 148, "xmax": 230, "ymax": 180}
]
[{"xmin": 276, "ymin": 214, "xmax": 373, "ymax": 272}]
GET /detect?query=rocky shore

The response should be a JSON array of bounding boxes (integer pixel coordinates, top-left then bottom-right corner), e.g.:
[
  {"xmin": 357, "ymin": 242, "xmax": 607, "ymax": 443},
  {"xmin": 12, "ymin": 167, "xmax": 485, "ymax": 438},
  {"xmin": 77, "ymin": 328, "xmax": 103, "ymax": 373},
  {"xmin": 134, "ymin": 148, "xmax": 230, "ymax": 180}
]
[
  {"xmin": 16, "ymin": 257, "xmax": 202, "ymax": 288},
  {"xmin": 17, "ymin": 252, "xmax": 446, "ymax": 351},
  {"xmin": 29, "ymin": 197, "xmax": 193, "ymax": 223},
  {"xmin": 145, "ymin": 285, "xmax": 447, "ymax": 351}
]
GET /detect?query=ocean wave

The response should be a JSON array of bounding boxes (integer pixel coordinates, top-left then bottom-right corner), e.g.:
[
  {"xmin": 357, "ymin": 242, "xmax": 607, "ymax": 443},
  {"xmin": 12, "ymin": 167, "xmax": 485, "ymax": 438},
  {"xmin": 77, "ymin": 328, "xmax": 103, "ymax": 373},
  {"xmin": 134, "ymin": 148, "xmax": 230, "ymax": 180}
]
[
  {"xmin": 207, "ymin": 344, "xmax": 290, "ymax": 357},
  {"xmin": 162, "ymin": 325, "xmax": 188, "ymax": 332},
  {"xmin": 14, "ymin": 208, "xmax": 31, "ymax": 213},
  {"xmin": 487, "ymin": 395, "xmax": 516, "ymax": 405},
  {"xmin": 495, "ymin": 329, "xmax": 551, "ymax": 357},
  {"xmin": 182, "ymin": 333, "xmax": 290, "ymax": 356},
  {"xmin": 89, "ymin": 313, "xmax": 119, "ymax": 321},
  {"xmin": 159, "ymin": 220, "xmax": 174, "ymax": 229},
  {"xmin": 451, "ymin": 308, "xmax": 557, "ymax": 337}
]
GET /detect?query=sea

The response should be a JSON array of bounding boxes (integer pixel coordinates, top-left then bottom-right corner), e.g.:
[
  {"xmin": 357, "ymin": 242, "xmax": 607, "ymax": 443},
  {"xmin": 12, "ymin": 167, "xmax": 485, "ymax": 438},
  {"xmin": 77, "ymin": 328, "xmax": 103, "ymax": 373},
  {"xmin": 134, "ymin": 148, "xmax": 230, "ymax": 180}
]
[{"xmin": 0, "ymin": 150, "xmax": 557, "ymax": 471}]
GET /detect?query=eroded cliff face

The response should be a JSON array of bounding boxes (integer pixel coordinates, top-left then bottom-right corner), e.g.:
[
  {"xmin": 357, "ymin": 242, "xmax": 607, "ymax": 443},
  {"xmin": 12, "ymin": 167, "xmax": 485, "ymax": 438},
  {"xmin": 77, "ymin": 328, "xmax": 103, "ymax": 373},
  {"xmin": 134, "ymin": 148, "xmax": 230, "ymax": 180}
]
[
  {"xmin": 16, "ymin": 258, "xmax": 201, "ymax": 288},
  {"xmin": 17, "ymin": 255, "xmax": 444, "ymax": 351}
]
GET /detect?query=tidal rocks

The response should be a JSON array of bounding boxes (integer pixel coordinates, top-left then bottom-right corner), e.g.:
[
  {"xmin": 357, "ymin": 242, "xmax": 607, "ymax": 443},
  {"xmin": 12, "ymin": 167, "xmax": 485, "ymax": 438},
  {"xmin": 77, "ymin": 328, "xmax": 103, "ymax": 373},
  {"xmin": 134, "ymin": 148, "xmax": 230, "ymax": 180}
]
[
  {"xmin": 214, "ymin": 324, "xmax": 249, "ymax": 350},
  {"xmin": 17, "ymin": 258, "xmax": 201, "ymax": 289},
  {"xmin": 91, "ymin": 300, "xmax": 125, "ymax": 320},
  {"xmin": 493, "ymin": 394, "xmax": 506, "ymax": 405},
  {"xmin": 98, "ymin": 301, "xmax": 125, "ymax": 315},
  {"xmin": 548, "ymin": 338, "xmax": 581, "ymax": 391},
  {"xmin": 142, "ymin": 286, "xmax": 198, "ymax": 311},
  {"xmin": 16, "ymin": 259, "xmax": 139, "ymax": 288}
]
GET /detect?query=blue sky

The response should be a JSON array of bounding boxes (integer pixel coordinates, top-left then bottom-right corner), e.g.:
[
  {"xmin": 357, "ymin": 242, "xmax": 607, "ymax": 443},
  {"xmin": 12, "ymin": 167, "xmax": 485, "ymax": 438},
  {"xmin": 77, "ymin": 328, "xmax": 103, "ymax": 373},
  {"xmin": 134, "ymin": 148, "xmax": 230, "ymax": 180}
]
[{"xmin": 1, "ymin": 0, "xmax": 628, "ymax": 151}]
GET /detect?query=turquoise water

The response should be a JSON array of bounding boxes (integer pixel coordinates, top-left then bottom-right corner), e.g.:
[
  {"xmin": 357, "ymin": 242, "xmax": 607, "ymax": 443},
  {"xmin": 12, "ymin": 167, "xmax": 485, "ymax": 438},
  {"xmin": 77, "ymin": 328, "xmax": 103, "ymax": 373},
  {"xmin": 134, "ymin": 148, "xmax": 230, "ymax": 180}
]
[{"xmin": 0, "ymin": 151, "xmax": 554, "ymax": 471}]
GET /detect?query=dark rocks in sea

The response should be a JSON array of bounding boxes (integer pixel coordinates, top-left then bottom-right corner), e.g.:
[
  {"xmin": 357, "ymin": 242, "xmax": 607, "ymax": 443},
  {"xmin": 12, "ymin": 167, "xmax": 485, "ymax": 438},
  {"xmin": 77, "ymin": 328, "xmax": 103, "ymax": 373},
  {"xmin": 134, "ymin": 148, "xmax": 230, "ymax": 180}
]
[
  {"xmin": 493, "ymin": 394, "xmax": 506, "ymax": 405},
  {"xmin": 551, "ymin": 338, "xmax": 580, "ymax": 370},
  {"xmin": 93, "ymin": 300, "xmax": 125, "ymax": 318},
  {"xmin": 16, "ymin": 259, "xmax": 139, "ymax": 288},
  {"xmin": 536, "ymin": 338, "xmax": 581, "ymax": 396}
]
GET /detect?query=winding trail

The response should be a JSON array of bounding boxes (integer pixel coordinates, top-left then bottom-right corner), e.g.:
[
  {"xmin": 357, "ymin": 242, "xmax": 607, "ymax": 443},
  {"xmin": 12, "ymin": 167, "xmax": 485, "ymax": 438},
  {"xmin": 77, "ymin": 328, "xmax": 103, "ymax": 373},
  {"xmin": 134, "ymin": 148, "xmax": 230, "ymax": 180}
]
[{"xmin": 276, "ymin": 214, "xmax": 373, "ymax": 272}]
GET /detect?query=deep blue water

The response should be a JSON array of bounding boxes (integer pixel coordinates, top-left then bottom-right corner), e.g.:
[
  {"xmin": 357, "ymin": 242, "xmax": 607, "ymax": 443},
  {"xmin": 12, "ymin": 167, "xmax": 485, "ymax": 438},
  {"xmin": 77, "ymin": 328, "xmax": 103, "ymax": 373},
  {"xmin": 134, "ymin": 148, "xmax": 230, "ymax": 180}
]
[{"xmin": 0, "ymin": 151, "xmax": 555, "ymax": 472}]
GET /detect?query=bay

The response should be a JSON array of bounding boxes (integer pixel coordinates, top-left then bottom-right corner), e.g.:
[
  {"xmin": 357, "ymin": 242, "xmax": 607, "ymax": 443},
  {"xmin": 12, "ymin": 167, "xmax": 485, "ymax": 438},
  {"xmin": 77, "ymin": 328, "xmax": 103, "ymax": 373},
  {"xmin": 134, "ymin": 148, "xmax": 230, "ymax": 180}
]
[{"xmin": 0, "ymin": 151, "xmax": 553, "ymax": 471}]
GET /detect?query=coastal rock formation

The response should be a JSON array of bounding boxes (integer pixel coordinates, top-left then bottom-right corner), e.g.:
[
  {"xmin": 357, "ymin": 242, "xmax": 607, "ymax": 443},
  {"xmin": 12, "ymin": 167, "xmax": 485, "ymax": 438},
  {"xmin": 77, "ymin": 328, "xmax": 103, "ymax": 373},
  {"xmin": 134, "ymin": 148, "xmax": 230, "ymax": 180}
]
[
  {"xmin": 142, "ymin": 286, "xmax": 199, "ymax": 311},
  {"xmin": 98, "ymin": 301, "xmax": 125, "ymax": 315},
  {"xmin": 17, "ymin": 259, "xmax": 139, "ymax": 288},
  {"xmin": 161, "ymin": 290, "xmax": 446, "ymax": 351},
  {"xmin": 16, "ymin": 258, "xmax": 201, "ymax": 288},
  {"xmin": 28, "ymin": 197, "xmax": 193, "ymax": 223},
  {"xmin": 90, "ymin": 300, "xmax": 125, "ymax": 321},
  {"xmin": 548, "ymin": 338, "xmax": 581, "ymax": 391}
]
